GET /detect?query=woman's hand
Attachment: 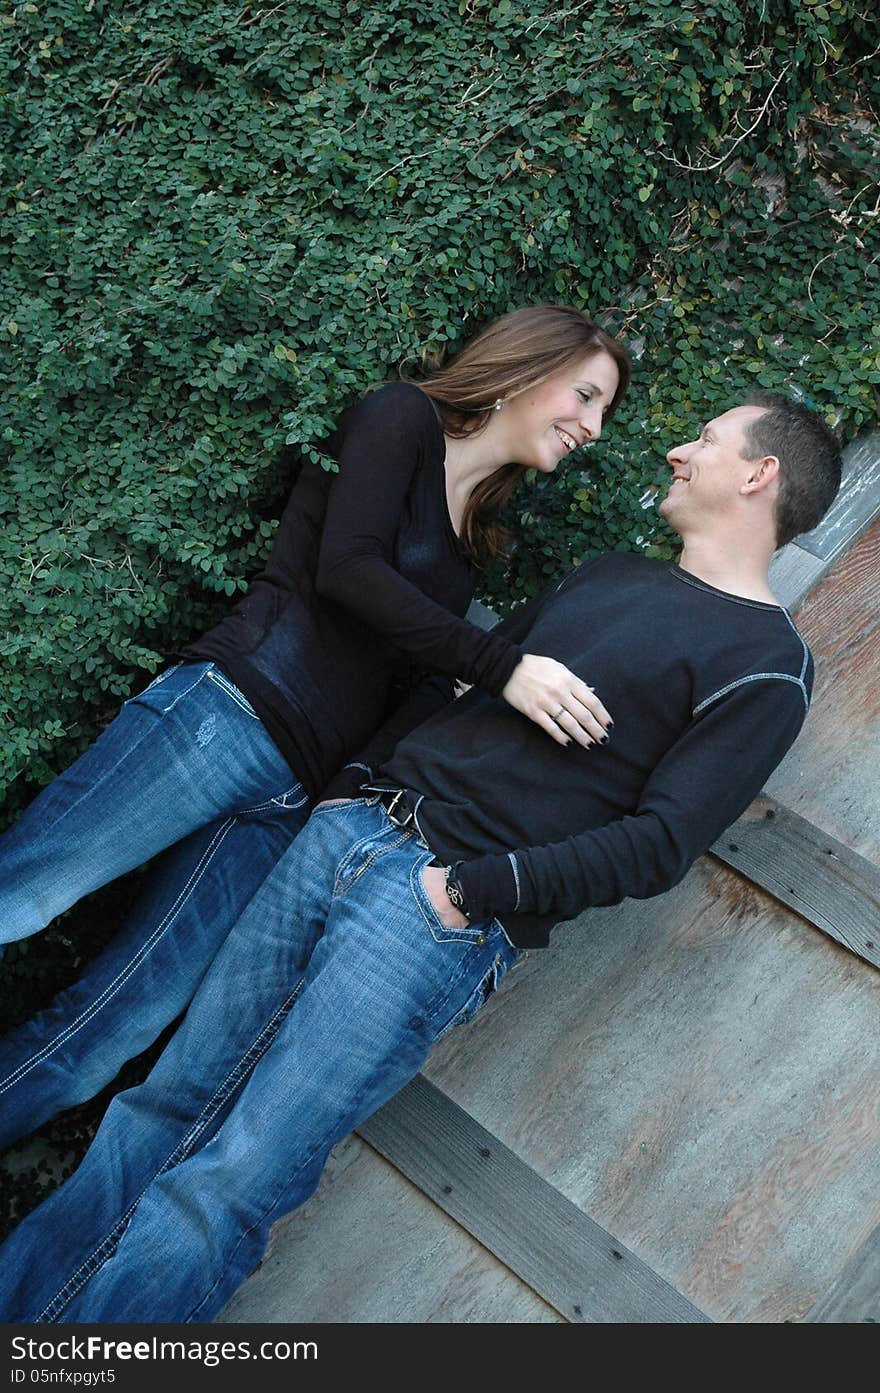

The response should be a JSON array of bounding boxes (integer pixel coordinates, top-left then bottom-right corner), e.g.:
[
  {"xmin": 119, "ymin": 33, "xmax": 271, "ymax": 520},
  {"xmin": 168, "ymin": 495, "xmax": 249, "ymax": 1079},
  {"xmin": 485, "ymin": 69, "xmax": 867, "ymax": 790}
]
[
  {"xmin": 421, "ymin": 865, "xmax": 469, "ymax": 929},
  {"xmin": 502, "ymin": 653, "xmax": 612, "ymax": 748}
]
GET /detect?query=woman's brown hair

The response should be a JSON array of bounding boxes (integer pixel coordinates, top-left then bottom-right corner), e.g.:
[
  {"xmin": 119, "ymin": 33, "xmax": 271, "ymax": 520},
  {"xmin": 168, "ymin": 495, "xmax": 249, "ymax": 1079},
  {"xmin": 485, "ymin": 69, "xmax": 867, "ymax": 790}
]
[{"xmin": 411, "ymin": 305, "xmax": 630, "ymax": 567}]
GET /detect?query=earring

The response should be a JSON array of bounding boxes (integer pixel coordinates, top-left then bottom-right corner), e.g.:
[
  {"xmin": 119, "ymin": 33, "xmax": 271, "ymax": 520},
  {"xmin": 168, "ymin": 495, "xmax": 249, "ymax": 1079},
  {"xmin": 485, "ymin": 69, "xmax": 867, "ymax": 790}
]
[{"xmin": 494, "ymin": 399, "xmax": 504, "ymax": 412}]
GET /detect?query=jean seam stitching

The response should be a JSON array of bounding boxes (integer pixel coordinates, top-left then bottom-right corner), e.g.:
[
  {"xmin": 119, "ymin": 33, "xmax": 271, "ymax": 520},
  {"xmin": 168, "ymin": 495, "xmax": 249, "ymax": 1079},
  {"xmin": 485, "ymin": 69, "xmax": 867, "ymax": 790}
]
[
  {"xmin": 156, "ymin": 664, "xmax": 212, "ymax": 713},
  {"xmin": 37, "ymin": 979, "xmax": 307, "ymax": 1322},
  {"xmin": 184, "ymin": 1018, "xmax": 416, "ymax": 1322},
  {"xmin": 204, "ymin": 668, "xmax": 260, "ymax": 720},
  {"xmin": 433, "ymin": 954, "xmax": 502, "ymax": 1042},
  {"xmin": 332, "ymin": 825, "xmax": 410, "ymax": 898},
  {"xmin": 13, "ymin": 664, "xmax": 213, "ymax": 850},
  {"xmin": 237, "ymin": 786, "xmax": 308, "ymax": 815},
  {"xmin": 410, "ymin": 852, "xmax": 485, "ymax": 945},
  {"xmin": 7, "ymin": 715, "xmax": 176, "ymax": 848},
  {"xmin": 185, "ymin": 940, "xmax": 504, "ymax": 1322},
  {"xmin": 0, "ymin": 819, "xmax": 238, "ymax": 1097}
]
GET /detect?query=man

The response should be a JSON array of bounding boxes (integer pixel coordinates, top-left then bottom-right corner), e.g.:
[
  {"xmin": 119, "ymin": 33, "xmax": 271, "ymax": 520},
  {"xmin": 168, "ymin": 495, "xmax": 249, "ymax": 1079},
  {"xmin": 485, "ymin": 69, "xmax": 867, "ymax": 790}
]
[{"xmin": 0, "ymin": 392, "xmax": 841, "ymax": 1322}]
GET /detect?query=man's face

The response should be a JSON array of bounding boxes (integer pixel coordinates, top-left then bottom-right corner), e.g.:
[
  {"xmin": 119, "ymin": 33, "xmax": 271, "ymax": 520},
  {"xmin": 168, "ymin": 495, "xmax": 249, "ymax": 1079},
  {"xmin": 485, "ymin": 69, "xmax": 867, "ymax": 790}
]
[{"xmin": 659, "ymin": 404, "xmax": 769, "ymax": 533}]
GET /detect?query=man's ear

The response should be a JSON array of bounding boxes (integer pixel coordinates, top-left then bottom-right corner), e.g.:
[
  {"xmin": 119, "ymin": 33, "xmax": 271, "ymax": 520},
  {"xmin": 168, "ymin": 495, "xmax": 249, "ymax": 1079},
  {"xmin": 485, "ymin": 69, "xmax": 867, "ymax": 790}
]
[{"xmin": 740, "ymin": 454, "xmax": 780, "ymax": 496}]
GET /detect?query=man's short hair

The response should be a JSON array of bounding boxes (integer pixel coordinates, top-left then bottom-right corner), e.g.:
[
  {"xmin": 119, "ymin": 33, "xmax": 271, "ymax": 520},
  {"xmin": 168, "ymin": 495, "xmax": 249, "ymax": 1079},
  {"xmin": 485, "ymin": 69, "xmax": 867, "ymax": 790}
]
[{"xmin": 742, "ymin": 392, "xmax": 842, "ymax": 549}]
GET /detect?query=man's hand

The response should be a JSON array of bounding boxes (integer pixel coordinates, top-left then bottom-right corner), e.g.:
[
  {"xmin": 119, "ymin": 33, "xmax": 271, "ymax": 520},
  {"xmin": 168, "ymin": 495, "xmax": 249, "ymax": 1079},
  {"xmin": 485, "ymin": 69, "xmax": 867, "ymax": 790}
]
[
  {"xmin": 502, "ymin": 653, "xmax": 612, "ymax": 749},
  {"xmin": 421, "ymin": 865, "xmax": 469, "ymax": 929}
]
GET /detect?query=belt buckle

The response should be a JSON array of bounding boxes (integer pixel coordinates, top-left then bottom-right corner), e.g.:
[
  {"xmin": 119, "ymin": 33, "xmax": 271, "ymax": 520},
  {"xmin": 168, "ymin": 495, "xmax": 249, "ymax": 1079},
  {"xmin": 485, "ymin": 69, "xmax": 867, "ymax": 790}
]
[{"xmin": 386, "ymin": 788, "xmax": 413, "ymax": 829}]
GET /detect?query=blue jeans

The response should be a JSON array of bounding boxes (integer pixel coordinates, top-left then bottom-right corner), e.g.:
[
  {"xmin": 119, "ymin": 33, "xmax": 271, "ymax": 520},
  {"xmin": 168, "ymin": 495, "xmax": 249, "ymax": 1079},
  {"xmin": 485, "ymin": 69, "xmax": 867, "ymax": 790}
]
[
  {"xmin": 0, "ymin": 661, "xmax": 310, "ymax": 1146},
  {"xmin": 0, "ymin": 800, "xmax": 522, "ymax": 1323},
  {"xmin": 0, "ymin": 662, "xmax": 306, "ymax": 945}
]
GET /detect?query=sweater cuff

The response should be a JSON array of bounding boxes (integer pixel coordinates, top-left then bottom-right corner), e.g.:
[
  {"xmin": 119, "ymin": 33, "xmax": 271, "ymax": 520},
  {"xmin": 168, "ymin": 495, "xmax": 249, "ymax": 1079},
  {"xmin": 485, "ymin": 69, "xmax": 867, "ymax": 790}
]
[
  {"xmin": 482, "ymin": 639, "xmax": 525, "ymax": 698},
  {"xmin": 320, "ymin": 762, "xmax": 372, "ymax": 802},
  {"xmin": 455, "ymin": 851, "xmax": 521, "ymax": 921}
]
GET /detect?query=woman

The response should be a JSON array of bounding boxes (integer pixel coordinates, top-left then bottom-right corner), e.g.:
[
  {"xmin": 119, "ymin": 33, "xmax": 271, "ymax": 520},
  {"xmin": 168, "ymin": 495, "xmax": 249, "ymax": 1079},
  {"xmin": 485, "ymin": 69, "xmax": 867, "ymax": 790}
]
[{"xmin": 0, "ymin": 304, "xmax": 628, "ymax": 1149}]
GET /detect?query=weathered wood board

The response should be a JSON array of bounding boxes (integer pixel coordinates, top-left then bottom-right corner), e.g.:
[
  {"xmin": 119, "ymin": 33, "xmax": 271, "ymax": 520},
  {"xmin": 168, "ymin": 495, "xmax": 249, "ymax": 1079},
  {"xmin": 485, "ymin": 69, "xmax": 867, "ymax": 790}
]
[
  {"xmin": 765, "ymin": 515, "xmax": 880, "ymax": 863},
  {"xmin": 768, "ymin": 544, "xmax": 825, "ymax": 612},
  {"xmin": 360, "ymin": 1075, "xmax": 710, "ymax": 1323},
  {"xmin": 423, "ymin": 859, "xmax": 880, "ymax": 1323},
  {"xmin": 710, "ymin": 795, "xmax": 880, "ymax": 970},
  {"xmin": 218, "ymin": 1133, "xmax": 560, "ymax": 1324},
  {"xmin": 769, "ymin": 427, "xmax": 880, "ymax": 609},
  {"xmin": 804, "ymin": 1219, "xmax": 880, "ymax": 1323}
]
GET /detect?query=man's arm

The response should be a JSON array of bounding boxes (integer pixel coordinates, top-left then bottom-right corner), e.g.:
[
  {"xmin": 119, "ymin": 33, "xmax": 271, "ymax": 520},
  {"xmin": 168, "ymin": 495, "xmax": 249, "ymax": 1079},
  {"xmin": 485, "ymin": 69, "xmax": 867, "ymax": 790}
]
[{"xmin": 451, "ymin": 675, "xmax": 809, "ymax": 924}]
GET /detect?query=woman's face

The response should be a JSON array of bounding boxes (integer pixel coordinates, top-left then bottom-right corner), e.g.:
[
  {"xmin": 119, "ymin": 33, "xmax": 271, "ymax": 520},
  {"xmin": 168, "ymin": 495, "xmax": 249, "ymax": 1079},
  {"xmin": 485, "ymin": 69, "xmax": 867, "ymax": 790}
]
[{"xmin": 502, "ymin": 349, "xmax": 621, "ymax": 473}]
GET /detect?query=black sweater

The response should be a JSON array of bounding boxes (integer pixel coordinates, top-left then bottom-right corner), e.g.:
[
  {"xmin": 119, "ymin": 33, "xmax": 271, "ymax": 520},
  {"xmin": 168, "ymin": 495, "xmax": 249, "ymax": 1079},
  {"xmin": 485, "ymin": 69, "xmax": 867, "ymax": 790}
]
[
  {"xmin": 186, "ymin": 382, "xmax": 521, "ymax": 799},
  {"xmin": 331, "ymin": 553, "xmax": 812, "ymax": 948}
]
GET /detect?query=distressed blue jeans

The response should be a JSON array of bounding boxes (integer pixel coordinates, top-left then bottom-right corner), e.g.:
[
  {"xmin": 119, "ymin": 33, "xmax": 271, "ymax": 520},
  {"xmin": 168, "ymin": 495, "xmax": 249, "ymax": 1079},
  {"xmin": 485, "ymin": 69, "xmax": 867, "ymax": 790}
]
[
  {"xmin": 0, "ymin": 661, "xmax": 310, "ymax": 1145},
  {"xmin": 0, "ymin": 799, "xmax": 522, "ymax": 1323}
]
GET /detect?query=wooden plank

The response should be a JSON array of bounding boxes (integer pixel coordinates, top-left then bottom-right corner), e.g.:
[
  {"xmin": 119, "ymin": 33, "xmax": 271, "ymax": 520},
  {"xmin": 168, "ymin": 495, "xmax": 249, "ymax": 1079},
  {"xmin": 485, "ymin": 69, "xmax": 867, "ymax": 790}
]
[
  {"xmin": 425, "ymin": 858, "xmax": 880, "ymax": 1322},
  {"xmin": 710, "ymin": 795, "xmax": 880, "ymax": 971},
  {"xmin": 768, "ymin": 544, "xmax": 825, "ymax": 611},
  {"xmin": 220, "ymin": 1133, "xmax": 560, "ymax": 1324},
  {"xmin": 358, "ymin": 1074, "xmax": 711, "ymax": 1324},
  {"xmin": 804, "ymin": 1221, "xmax": 880, "ymax": 1323},
  {"xmin": 766, "ymin": 515, "xmax": 880, "ymax": 865},
  {"xmin": 795, "ymin": 429, "xmax": 880, "ymax": 563}
]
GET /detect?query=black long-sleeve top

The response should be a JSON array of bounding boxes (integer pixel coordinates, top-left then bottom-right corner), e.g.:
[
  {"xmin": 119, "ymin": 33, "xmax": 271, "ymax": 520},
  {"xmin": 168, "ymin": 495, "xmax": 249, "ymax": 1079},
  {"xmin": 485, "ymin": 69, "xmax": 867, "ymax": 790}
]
[
  {"xmin": 185, "ymin": 382, "xmax": 522, "ymax": 799},
  {"xmin": 328, "ymin": 553, "xmax": 812, "ymax": 949}
]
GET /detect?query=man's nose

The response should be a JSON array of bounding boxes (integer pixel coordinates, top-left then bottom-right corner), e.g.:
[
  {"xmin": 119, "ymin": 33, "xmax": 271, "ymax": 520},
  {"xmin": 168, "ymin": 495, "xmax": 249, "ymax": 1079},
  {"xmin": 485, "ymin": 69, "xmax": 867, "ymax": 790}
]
[{"xmin": 667, "ymin": 439, "xmax": 693, "ymax": 466}]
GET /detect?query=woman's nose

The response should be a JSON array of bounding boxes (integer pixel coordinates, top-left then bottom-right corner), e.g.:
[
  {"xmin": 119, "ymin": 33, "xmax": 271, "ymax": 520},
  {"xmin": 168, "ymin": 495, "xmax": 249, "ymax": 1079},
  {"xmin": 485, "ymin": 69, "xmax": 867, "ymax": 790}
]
[{"xmin": 581, "ymin": 404, "xmax": 603, "ymax": 440}]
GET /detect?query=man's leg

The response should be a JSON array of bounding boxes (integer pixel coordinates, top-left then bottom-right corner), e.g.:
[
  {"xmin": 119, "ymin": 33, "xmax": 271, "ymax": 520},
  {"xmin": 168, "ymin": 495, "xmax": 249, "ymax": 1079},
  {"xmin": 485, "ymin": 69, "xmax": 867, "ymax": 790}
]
[
  {"xmin": 0, "ymin": 662, "xmax": 304, "ymax": 944},
  {"xmin": 0, "ymin": 795, "xmax": 311, "ymax": 1149},
  {"xmin": 3, "ymin": 803, "xmax": 520, "ymax": 1323}
]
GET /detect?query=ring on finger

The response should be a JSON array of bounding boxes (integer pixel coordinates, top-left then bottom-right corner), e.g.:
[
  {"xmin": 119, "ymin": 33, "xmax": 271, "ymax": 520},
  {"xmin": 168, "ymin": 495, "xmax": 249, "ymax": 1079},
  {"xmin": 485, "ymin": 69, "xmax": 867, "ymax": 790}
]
[{"xmin": 552, "ymin": 706, "xmax": 565, "ymax": 722}]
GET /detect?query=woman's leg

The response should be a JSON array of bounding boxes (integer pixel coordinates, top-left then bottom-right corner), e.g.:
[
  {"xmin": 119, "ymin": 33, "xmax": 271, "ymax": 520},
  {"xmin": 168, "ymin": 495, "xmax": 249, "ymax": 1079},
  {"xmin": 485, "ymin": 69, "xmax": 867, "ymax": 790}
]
[
  {"xmin": 0, "ymin": 793, "xmax": 311, "ymax": 1150},
  {"xmin": 3, "ymin": 806, "xmax": 520, "ymax": 1324},
  {"xmin": 0, "ymin": 805, "xmax": 346, "ymax": 1322},
  {"xmin": 0, "ymin": 662, "xmax": 305, "ymax": 945}
]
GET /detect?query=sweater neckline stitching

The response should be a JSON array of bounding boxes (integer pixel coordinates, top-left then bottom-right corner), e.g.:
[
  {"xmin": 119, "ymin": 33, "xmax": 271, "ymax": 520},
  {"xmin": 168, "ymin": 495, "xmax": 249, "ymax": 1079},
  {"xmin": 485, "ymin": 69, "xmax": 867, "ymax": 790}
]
[{"xmin": 668, "ymin": 565, "xmax": 786, "ymax": 613}]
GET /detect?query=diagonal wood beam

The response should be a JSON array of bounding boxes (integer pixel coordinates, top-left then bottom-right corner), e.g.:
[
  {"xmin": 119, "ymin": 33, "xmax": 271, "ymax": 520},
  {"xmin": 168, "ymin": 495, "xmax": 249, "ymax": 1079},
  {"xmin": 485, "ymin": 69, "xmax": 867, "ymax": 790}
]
[
  {"xmin": 803, "ymin": 1220, "xmax": 880, "ymax": 1323},
  {"xmin": 710, "ymin": 794, "xmax": 880, "ymax": 971},
  {"xmin": 358, "ymin": 1074, "xmax": 712, "ymax": 1324}
]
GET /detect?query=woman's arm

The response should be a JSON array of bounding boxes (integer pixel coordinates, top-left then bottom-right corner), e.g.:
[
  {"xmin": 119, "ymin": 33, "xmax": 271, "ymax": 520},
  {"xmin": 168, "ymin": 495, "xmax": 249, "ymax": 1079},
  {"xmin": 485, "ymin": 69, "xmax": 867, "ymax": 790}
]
[
  {"xmin": 315, "ymin": 384, "xmax": 611, "ymax": 744},
  {"xmin": 315, "ymin": 382, "xmax": 520, "ymax": 695}
]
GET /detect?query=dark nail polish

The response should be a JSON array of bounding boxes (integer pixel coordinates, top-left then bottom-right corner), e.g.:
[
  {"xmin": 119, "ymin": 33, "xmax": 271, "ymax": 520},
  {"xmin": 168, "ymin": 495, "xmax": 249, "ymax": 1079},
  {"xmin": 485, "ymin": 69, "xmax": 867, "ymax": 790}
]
[{"xmin": 601, "ymin": 734, "xmax": 610, "ymax": 745}]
